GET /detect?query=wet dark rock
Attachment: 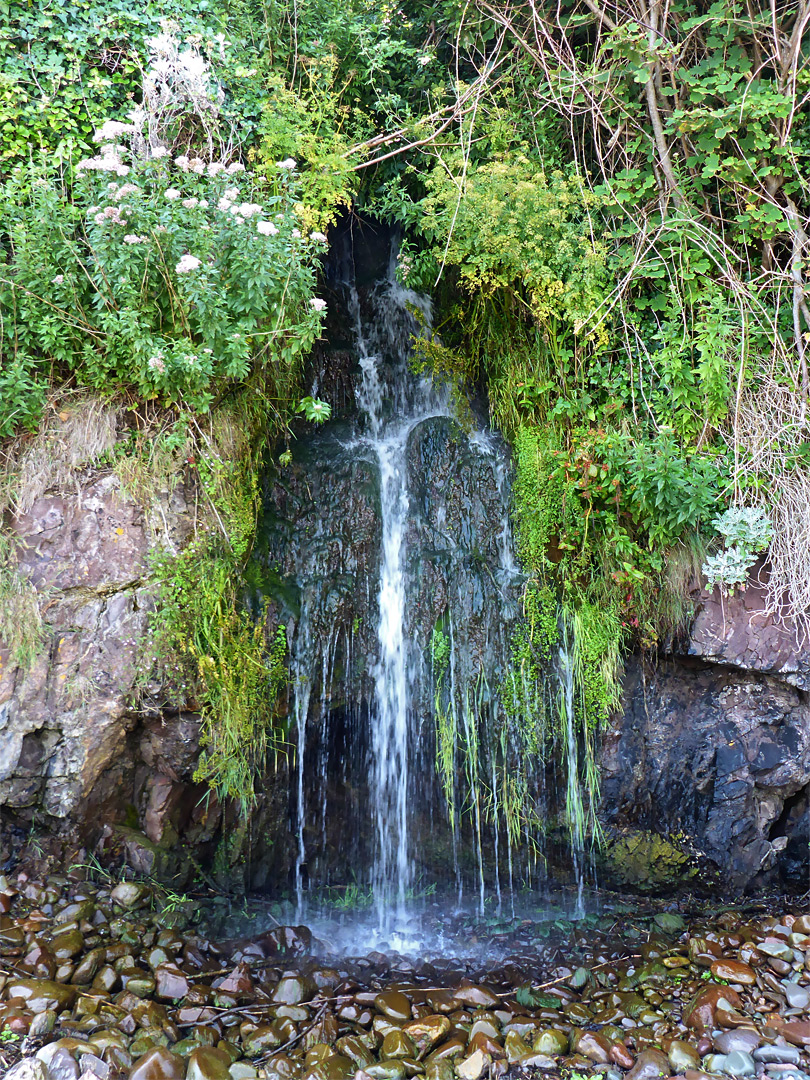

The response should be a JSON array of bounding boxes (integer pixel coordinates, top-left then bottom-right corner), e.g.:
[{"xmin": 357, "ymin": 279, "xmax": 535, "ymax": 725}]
[
  {"xmin": 128, "ymin": 1047, "xmax": 186, "ymax": 1080},
  {"xmin": 374, "ymin": 992, "xmax": 412, "ymax": 1021},
  {"xmin": 111, "ymin": 885, "xmax": 153, "ymax": 912},
  {"xmin": 601, "ymin": 657, "xmax": 810, "ymax": 891},
  {"xmin": 186, "ymin": 1047, "xmax": 232, "ymax": 1080},
  {"xmin": 625, "ymin": 1048, "xmax": 671, "ymax": 1080}
]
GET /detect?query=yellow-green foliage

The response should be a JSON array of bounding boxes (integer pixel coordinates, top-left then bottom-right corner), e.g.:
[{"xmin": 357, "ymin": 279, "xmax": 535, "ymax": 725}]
[
  {"xmin": 419, "ymin": 157, "xmax": 608, "ymax": 330},
  {"xmin": 146, "ymin": 390, "xmax": 289, "ymax": 812},
  {"xmin": 257, "ymin": 72, "xmax": 358, "ymax": 232},
  {"xmin": 0, "ymin": 562, "xmax": 44, "ymax": 671}
]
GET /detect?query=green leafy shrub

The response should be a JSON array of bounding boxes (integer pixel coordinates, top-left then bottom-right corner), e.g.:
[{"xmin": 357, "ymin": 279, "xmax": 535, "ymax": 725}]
[{"xmin": 0, "ymin": 148, "xmax": 327, "ymax": 429}]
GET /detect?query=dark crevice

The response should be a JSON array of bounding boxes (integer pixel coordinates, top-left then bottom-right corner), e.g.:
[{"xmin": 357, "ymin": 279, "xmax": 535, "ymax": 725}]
[{"xmin": 768, "ymin": 782, "xmax": 810, "ymax": 840}]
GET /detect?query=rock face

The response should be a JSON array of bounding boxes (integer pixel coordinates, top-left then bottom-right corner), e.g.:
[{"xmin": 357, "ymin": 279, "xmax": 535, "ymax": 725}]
[
  {"xmin": 1, "ymin": 471, "xmax": 190, "ymax": 823},
  {"xmin": 600, "ymin": 581, "xmax": 810, "ymax": 892},
  {"xmin": 0, "ymin": 434, "xmax": 265, "ymax": 883},
  {"xmin": 688, "ymin": 563, "xmax": 810, "ymax": 689}
]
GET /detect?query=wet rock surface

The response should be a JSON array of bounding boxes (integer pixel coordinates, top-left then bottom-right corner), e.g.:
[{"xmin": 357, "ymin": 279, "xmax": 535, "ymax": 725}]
[
  {"xmin": 600, "ymin": 658, "xmax": 810, "ymax": 893},
  {"xmin": 1, "ymin": 875, "xmax": 809, "ymax": 1080}
]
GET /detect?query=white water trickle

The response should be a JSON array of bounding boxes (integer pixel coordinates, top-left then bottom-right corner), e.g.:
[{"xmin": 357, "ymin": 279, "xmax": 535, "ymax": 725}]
[
  {"xmin": 559, "ymin": 631, "xmax": 586, "ymax": 919},
  {"xmin": 349, "ymin": 274, "xmax": 450, "ymax": 941}
]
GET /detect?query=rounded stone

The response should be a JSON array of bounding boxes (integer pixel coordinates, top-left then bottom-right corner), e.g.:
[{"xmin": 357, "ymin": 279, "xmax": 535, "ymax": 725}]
[
  {"xmin": 625, "ymin": 1048, "xmax": 670, "ymax": 1080},
  {"xmin": 784, "ymin": 982, "xmax": 810, "ymax": 1009},
  {"xmin": 272, "ymin": 976, "xmax": 310, "ymax": 1006},
  {"xmin": 710, "ymin": 960, "xmax": 756, "ymax": 985},
  {"xmin": 111, "ymin": 884, "xmax": 153, "ymax": 911},
  {"xmin": 714, "ymin": 1030, "xmax": 761, "ymax": 1055},
  {"xmin": 128, "ymin": 1047, "xmax": 186, "ymax": 1080},
  {"xmin": 3, "ymin": 1061, "xmax": 48, "ymax": 1080},
  {"xmin": 374, "ymin": 991, "xmax": 412, "ymax": 1021},
  {"xmin": 186, "ymin": 1047, "xmax": 232, "ymax": 1080},
  {"xmin": 722, "ymin": 1051, "xmax": 756, "ymax": 1077},
  {"xmin": 532, "ymin": 1029, "xmax": 568, "ymax": 1055},
  {"xmin": 668, "ymin": 1040, "xmax": 700, "ymax": 1072}
]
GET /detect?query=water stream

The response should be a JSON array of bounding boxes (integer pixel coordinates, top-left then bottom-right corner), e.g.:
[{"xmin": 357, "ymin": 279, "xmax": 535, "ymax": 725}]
[{"xmin": 253, "ymin": 228, "xmax": 589, "ymax": 951}]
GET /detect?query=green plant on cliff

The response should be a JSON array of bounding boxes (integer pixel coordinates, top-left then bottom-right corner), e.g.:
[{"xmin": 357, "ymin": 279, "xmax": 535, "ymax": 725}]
[
  {"xmin": 143, "ymin": 392, "xmax": 291, "ymax": 811},
  {"xmin": 0, "ymin": 558, "xmax": 44, "ymax": 672}
]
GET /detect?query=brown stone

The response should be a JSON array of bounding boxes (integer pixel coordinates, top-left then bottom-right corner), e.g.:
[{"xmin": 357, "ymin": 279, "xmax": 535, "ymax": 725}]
[
  {"xmin": 451, "ymin": 985, "xmax": 500, "ymax": 1009},
  {"xmin": 374, "ymin": 992, "xmax": 412, "ymax": 1021},
  {"xmin": 154, "ymin": 963, "xmax": 190, "ymax": 1002},
  {"xmin": 684, "ymin": 984, "xmax": 742, "ymax": 1030},
  {"xmin": 128, "ymin": 1047, "xmax": 185, "ymax": 1080},
  {"xmin": 572, "ymin": 1031, "xmax": 612, "ymax": 1064},
  {"xmin": 402, "ymin": 1015, "xmax": 450, "ymax": 1056},
  {"xmin": 625, "ymin": 1048, "xmax": 671, "ymax": 1080},
  {"xmin": 710, "ymin": 959, "xmax": 756, "ymax": 984},
  {"xmin": 6, "ymin": 978, "xmax": 77, "ymax": 1013},
  {"xmin": 186, "ymin": 1047, "xmax": 232, "ymax": 1080},
  {"xmin": 772, "ymin": 1020, "xmax": 810, "ymax": 1047},
  {"xmin": 467, "ymin": 1032, "xmax": 504, "ymax": 1059}
]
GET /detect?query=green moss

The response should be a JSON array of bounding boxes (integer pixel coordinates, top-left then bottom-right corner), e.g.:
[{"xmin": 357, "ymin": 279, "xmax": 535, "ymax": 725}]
[{"xmin": 598, "ymin": 829, "xmax": 698, "ymax": 891}]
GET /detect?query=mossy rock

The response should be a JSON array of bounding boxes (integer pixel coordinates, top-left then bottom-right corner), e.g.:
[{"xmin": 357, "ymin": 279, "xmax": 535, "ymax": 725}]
[
  {"xmin": 596, "ymin": 828, "xmax": 698, "ymax": 892},
  {"xmin": 114, "ymin": 826, "xmax": 194, "ymax": 890}
]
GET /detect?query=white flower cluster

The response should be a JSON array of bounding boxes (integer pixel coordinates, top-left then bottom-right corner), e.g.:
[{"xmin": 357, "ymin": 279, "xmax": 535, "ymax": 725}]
[
  {"xmin": 257, "ymin": 220, "xmax": 278, "ymax": 236},
  {"xmin": 397, "ymin": 251, "xmax": 414, "ymax": 282},
  {"xmin": 77, "ymin": 145, "xmax": 130, "ymax": 177},
  {"xmin": 93, "ymin": 121, "xmax": 135, "ymax": 143},
  {"xmin": 276, "ymin": 158, "xmax": 297, "ymax": 170},
  {"xmin": 123, "ymin": 234, "xmax": 148, "ymax": 244},
  {"xmin": 93, "ymin": 205, "xmax": 127, "ymax": 226},
  {"xmin": 309, "ymin": 298, "xmax": 327, "ymax": 312},
  {"xmin": 113, "ymin": 183, "xmax": 141, "ymax": 202},
  {"xmin": 310, "ymin": 231, "xmax": 328, "ymax": 244},
  {"xmin": 174, "ymin": 156, "xmax": 245, "ymax": 176},
  {"xmin": 148, "ymin": 353, "xmax": 166, "ymax": 373},
  {"xmin": 175, "ymin": 254, "xmax": 201, "ymax": 274}
]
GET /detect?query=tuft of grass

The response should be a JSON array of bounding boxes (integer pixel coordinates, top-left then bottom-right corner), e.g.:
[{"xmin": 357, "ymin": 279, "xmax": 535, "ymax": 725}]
[
  {"xmin": 0, "ymin": 549, "xmax": 44, "ymax": 670},
  {"xmin": 1, "ymin": 393, "xmax": 119, "ymax": 516}
]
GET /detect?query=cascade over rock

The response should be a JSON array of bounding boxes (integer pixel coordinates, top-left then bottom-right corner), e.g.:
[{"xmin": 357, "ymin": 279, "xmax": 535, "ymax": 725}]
[
  {"xmin": 0, "ymin": 220, "xmax": 805, "ymax": 897},
  {"xmin": 252, "ymin": 224, "xmax": 528, "ymax": 931}
]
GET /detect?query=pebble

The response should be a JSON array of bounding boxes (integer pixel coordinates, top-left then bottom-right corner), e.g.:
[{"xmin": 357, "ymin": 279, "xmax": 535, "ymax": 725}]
[
  {"xmin": 1, "ymin": 873, "xmax": 809, "ymax": 1080},
  {"xmin": 722, "ymin": 1051, "xmax": 757, "ymax": 1076},
  {"xmin": 755, "ymin": 1046, "xmax": 804, "ymax": 1064},
  {"xmin": 625, "ymin": 1048, "xmax": 670, "ymax": 1080},
  {"xmin": 714, "ymin": 1030, "xmax": 761, "ymax": 1054}
]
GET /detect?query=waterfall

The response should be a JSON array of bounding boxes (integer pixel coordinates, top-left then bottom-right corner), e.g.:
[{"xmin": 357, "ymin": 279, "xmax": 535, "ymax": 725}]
[
  {"xmin": 351, "ymin": 276, "xmax": 448, "ymax": 933},
  {"xmin": 254, "ymin": 223, "xmax": 578, "ymax": 947},
  {"xmin": 558, "ymin": 625, "xmax": 587, "ymax": 918}
]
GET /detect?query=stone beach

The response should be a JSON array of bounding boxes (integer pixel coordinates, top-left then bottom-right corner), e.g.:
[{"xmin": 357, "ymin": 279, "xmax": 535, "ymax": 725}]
[{"xmin": 0, "ymin": 874, "xmax": 808, "ymax": 1080}]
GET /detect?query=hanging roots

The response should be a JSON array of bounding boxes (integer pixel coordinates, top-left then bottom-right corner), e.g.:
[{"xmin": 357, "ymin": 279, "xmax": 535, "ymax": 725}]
[{"xmin": 734, "ymin": 378, "xmax": 810, "ymax": 641}]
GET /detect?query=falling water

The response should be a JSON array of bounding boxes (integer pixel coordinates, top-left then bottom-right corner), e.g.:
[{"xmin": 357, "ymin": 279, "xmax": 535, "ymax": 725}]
[
  {"xmin": 558, "ymin": 629, "xmax": 586, "ymax": 918},
  {"xmin": 255, "ymin": 224, "xmax": 591, "ymax": 947},
  {"xmin": 352, "ymin": 277, "xmax": 449, "ymax": 933}
]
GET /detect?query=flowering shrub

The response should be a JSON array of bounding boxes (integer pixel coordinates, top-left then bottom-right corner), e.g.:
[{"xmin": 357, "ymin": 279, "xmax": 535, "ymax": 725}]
[{"xmin": 0, "ymin": 143, "xmax": 329, "ymax": 429}]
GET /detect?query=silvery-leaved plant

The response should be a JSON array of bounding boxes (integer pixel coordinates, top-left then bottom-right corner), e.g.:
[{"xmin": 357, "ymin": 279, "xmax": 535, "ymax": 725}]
[{"xmin": 702, "ymin": 506, "xmax": 772, "ymax": 596}]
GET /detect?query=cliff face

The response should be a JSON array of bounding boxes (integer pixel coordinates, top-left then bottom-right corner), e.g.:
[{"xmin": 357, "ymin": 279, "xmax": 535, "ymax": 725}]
[
  {"xmin": 600, "ymin": 582, "xmax": 810, "ymax": 892},
  {"xmin": 1, "ymin": 420, "xmax": 807, "ymax": 892},
  {"xmin": 0, "ymin": 459, "xmax": 208, "ymax": 868}
]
